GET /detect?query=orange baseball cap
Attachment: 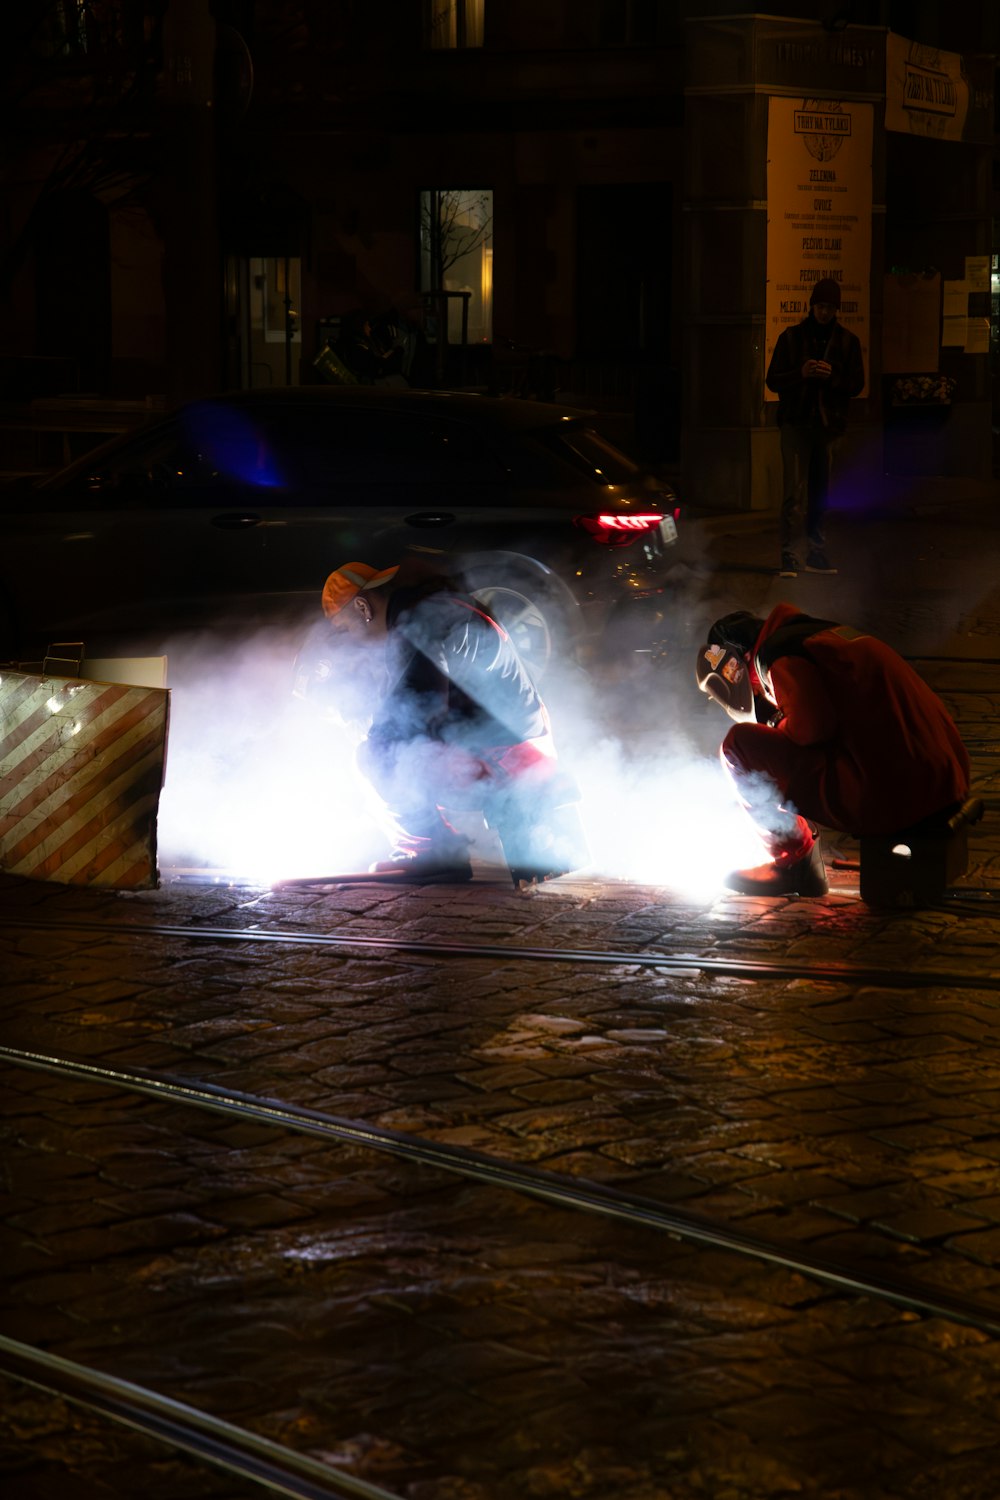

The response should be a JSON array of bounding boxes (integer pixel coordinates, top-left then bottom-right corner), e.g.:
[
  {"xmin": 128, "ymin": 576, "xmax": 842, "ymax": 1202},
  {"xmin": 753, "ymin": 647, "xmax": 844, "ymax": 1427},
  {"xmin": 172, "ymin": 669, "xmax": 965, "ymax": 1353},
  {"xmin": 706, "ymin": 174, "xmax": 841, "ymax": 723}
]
[{"xmin": 321, "ymin": 561, "xmax": 399, "ymax": 619}]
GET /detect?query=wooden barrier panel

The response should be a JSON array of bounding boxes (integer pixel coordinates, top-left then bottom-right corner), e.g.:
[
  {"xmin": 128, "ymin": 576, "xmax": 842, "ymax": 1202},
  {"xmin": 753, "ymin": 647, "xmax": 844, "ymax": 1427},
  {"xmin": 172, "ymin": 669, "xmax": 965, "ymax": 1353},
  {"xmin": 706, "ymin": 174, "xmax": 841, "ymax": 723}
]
[{"xmin": 0, "ymin": 669, "xmax": 170, "ymax": 889}]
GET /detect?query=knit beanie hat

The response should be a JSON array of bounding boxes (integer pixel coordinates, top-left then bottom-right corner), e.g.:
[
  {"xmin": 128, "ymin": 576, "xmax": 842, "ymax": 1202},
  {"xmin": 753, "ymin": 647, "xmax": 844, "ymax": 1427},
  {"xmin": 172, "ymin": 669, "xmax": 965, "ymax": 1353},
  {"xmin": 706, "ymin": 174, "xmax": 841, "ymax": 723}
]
[{"xmin": 810, "ymin": 278, "xmax": 841, "ymax": 308}]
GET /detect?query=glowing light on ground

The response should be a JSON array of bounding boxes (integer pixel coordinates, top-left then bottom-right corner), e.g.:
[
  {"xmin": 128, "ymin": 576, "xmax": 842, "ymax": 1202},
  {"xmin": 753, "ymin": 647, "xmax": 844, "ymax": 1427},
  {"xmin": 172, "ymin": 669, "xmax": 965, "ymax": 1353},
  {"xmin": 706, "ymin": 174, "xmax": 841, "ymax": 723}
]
[{"xmin": 572, "ymin": 749, "xmax": 765, "ymax": 900}]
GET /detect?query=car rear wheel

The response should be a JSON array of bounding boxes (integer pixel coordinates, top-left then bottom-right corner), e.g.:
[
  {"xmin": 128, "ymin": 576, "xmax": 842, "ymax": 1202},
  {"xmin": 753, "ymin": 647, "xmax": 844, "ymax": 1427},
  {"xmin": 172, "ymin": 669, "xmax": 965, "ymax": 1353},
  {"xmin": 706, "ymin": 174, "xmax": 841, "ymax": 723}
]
[{"xmin": 465, "ymin": 571, "xmax": 575, "ymax": 683}]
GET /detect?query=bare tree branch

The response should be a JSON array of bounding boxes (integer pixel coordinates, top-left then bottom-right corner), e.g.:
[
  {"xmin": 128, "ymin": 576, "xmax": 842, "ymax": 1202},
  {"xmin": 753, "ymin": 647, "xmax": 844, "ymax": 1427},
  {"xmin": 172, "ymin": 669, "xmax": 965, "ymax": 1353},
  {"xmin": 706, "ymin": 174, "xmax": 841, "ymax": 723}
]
[{"xmin": 421, "ymin": 188, "xmax": 492, "ymax": 285}]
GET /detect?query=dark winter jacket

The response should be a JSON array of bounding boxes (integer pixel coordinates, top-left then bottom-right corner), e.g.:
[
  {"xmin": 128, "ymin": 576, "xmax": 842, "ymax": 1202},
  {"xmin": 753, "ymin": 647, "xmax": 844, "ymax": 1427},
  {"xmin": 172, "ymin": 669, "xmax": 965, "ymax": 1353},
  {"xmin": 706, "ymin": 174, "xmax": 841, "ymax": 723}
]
[
  {"xmin": 765, "ymin": 315, "xmax": 865, "ymax": 435},
  {"xmin": 369, "ymin": 582, "xmax": 547, "ymax": 752}
]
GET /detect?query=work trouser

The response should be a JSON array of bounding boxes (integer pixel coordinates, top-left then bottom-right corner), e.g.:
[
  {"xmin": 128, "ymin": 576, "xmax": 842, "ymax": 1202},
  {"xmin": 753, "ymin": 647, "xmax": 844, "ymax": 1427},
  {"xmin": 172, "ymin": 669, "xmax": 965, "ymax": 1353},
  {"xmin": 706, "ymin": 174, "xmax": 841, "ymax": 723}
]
[
  {"xmin": 358, "ymin": 724, "xmax": 561, "ymax": 844},
  {"xmin": 720, "ymin": 721, "xmax": 836, "ymax": 856}
]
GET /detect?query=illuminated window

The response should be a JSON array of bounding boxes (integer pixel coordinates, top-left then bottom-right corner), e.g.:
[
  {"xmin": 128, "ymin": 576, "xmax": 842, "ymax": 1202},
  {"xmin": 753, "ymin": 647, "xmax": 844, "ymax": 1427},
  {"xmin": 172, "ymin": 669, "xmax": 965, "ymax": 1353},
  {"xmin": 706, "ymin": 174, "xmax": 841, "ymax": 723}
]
[
  {"xmin": 419, "ymin": 189, "xmax": 493, "ymax": 344},
  {"xmin": 424, "ymin": 0, "xmax": 484, "ymax": 49}
]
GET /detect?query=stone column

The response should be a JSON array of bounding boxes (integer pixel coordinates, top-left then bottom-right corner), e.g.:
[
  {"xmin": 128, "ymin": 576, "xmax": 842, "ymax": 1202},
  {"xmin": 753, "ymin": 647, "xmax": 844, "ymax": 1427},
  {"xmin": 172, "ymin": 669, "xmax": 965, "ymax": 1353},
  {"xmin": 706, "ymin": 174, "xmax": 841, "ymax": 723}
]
[
  {"xmin": 682, "ymin": 15, "xmax": 885, "ymax": 511},
  {"xmin": 683, "ymin": 15, "xmax": 994, "ymax": 508}
]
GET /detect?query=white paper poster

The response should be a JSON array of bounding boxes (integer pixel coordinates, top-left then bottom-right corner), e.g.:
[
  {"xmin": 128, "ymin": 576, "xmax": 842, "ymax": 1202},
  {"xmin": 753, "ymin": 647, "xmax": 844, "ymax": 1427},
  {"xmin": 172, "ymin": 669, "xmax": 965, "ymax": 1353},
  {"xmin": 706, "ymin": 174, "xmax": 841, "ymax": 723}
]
[
  {"xmin": 765, "ymin": 97, "xmax": 872, "ymax": 399},
  {"xmin": 965, "ymin": 255, "xmax": 990, "ymax": 292}
]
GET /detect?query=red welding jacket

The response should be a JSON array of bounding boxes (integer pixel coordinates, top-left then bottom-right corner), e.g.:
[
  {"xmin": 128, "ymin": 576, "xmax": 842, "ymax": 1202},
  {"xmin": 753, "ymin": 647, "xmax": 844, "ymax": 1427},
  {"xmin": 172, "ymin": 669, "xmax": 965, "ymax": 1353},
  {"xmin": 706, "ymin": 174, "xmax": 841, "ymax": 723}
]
[{"xmin": 750, "ymin": 603, "xmax": 970, "ymax": 833}]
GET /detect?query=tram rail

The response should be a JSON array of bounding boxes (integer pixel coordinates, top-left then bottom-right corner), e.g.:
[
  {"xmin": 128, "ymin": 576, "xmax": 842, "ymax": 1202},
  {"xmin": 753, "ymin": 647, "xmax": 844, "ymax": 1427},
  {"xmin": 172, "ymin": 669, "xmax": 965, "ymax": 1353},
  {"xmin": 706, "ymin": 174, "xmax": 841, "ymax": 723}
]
[
  {"xmin": 4, "ymin": 1043, "xmax": 1000, "ymax": 1342},
  {"xmin": 2, "ymin": 914, "xmax": 999, "ymax": 992},
  {"xmin": 0, "ymin": 1334, "xmax": 404, "ymax": 1500}
]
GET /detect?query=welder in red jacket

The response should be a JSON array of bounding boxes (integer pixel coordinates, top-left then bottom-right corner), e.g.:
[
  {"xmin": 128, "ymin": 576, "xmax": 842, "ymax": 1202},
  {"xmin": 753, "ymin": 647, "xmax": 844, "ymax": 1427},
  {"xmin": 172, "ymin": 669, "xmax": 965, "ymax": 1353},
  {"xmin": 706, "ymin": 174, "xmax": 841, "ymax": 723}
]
[{"xmin": 699, "ymin": 604, "xmax": 970, "ymax": 896}]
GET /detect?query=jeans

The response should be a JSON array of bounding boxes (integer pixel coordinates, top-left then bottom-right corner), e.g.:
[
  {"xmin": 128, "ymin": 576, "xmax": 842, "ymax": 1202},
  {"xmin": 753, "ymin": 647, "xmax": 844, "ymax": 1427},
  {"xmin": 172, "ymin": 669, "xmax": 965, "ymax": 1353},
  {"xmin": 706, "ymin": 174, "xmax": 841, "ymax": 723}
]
[
  {"xmin": 358, "ymin": 728, "xmax": 559, "ymax": 841},
  {"xmin": 779, "ymin": 423, "xmax": 838, "ymax": 553}
]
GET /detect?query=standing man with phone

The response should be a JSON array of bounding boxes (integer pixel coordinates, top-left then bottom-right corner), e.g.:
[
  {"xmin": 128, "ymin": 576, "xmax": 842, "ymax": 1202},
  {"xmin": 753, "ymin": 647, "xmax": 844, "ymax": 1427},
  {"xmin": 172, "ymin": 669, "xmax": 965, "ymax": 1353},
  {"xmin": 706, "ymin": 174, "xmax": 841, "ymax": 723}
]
[{"xmin": 765, "ymin": 277, "xmax": 865, "ymax": 578}]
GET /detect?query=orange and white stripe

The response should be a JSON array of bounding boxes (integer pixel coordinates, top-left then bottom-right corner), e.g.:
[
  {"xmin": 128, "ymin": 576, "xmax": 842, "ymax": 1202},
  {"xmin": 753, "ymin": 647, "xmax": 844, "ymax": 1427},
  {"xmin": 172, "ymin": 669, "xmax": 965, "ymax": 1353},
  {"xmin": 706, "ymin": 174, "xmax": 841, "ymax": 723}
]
[{"xmin": 0, "ymin": 669, "xmax": 169, "ymax": 889}]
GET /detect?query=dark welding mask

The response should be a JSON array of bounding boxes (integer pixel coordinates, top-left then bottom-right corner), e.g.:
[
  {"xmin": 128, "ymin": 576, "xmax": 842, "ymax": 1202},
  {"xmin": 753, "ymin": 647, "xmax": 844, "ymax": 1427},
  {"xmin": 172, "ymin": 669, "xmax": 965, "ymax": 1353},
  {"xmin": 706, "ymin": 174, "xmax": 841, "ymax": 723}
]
[{"xmin": 695, "ymin": 640, "xmax": 756, "ymax": 722}]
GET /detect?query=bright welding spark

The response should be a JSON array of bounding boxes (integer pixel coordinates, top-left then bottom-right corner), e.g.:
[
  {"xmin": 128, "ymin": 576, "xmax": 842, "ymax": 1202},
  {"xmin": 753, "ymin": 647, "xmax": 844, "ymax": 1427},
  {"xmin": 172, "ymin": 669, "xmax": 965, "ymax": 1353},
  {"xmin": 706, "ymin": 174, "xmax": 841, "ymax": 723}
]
[
  {"xmin": 528, "ymin": 650, "xmax": 771, "ymax": 900},
  {"xmin": 572, "ymin": 749, "xmax": 765, "ymax": 901}
]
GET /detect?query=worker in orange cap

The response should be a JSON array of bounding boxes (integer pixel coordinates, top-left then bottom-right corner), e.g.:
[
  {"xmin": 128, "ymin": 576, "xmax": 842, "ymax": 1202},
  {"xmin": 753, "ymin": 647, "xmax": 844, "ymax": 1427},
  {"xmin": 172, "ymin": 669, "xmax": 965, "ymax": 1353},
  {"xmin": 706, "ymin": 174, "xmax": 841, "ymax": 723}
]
[
  {"xmin": 315, "ymin": 558, "xmax": 587, "ymax": 884},
  {"xmin": 320, "ymin": 560, "xmax": 401, "ymax": 621}
]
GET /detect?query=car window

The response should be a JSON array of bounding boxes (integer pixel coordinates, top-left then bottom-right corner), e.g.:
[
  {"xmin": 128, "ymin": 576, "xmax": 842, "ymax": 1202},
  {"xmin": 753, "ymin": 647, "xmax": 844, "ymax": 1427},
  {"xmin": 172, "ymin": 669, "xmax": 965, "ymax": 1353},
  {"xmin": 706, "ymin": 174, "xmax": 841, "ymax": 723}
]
[
  {"xmin": 36, "ymin": 415, "xmax": 264, "ymax": 508},
  {"xmin": 537, "ymin": 422, "xmax": 641, "ymax": 485},
  {"xmin": 244, "ymin": 406, "xmax": 509, "ymax": 495},
  {"xmin": 180, "ymin": 404, "xmax": 288, "ymax": 490},
  {"xmin": 34, "ymin": 401, "xmax": 511, "ymax": 509}
]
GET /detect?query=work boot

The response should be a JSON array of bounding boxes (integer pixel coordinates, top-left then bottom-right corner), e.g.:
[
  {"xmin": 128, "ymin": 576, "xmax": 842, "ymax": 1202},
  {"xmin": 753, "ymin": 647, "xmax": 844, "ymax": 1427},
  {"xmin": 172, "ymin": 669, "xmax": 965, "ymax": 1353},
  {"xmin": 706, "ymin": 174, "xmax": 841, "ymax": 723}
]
[
  {"xmin": 724, "ymin": 835, "xmax": 829, "ymax": 897},
  {"xmin": 486, "ymin": 773, "xmax": 591, "ymax": 888},
  {"xmin": 369, "ymin": 828, "xmax": 473, "ymax": 883}
]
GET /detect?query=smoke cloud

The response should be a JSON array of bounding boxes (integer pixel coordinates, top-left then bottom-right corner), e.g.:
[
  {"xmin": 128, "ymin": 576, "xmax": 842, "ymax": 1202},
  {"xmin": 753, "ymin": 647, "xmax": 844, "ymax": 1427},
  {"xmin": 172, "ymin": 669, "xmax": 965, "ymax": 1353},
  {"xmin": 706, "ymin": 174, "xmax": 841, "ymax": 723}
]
[
  {"xmin": 156, "ymin": 624, "xmax": 388, "ymax": 881},
  {"xmin": 155, "ymin": 616, "xmax": 763, "ymax": 898}
]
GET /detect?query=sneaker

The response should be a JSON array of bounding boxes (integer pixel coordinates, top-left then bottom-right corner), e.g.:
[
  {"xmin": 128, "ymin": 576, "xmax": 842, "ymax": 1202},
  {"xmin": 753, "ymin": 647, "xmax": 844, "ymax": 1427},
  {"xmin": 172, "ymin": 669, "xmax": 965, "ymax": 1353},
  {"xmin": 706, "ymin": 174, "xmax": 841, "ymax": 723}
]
[
  {"xmin": 805, "ymin": 549, "xmax": 837, "ymax": 574},
  {"xmin": 723, "ymin": 838, "xmax": 828, "ymax": 897},
  {"xmin": 779, "ymin": 552, "xmax": 798, "ymax": 578}
]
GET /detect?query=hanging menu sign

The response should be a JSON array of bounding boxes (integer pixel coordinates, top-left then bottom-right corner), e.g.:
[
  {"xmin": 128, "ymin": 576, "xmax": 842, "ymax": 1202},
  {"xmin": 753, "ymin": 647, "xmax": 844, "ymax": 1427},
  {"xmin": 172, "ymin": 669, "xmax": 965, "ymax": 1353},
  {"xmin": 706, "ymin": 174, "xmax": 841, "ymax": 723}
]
[{"xmin": 885, "ymin": 32, "xmax": 970, "ymax": 142}]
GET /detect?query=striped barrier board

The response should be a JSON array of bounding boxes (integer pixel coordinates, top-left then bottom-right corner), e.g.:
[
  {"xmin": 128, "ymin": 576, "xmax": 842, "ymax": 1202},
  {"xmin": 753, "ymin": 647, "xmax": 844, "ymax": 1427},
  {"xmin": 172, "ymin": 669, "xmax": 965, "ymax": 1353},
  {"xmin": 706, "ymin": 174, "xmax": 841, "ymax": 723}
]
[{"xmin": 0, "ymin": 669, "xmax": 170, "ymax": 890}]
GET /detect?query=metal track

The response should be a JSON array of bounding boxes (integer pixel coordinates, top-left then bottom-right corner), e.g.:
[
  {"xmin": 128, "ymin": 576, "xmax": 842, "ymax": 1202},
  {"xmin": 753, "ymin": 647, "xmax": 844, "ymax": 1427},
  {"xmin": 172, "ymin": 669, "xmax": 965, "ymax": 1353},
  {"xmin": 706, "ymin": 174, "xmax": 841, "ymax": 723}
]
[
  {"xmin": 5, "ymin": 1043, "xmax": 1000, "ymax": 1341},
  {"xmin": 3, "ymin": 914, "xmax": 999, "ymax": 992},
  {"xmin": 0, "ymin": 1334, "xmax": 404, "ymax": 1500}
]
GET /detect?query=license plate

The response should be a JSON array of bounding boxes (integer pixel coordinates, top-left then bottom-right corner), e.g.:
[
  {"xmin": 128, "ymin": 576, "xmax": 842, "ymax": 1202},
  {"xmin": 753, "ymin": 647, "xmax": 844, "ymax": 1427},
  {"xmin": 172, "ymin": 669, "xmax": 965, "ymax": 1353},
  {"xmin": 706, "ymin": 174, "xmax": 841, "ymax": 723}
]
[{"xmin": 658, "ymin": 515, "xmax": 678, "ymax": 545}]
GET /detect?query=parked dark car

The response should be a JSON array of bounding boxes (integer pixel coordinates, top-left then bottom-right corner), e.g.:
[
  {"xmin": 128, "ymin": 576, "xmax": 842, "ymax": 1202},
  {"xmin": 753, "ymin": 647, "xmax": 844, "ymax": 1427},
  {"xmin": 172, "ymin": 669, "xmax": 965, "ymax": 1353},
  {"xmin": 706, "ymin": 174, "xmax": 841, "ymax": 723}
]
[{"xmin": 0, "ymin": 388, "xmax": 680, "ymax": 680}]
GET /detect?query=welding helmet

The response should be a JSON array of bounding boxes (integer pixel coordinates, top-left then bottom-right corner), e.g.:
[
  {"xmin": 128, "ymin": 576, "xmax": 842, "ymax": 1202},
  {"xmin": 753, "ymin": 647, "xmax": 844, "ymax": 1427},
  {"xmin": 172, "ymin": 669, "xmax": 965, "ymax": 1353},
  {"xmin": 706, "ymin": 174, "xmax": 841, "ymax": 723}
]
[
  {"xmin": 321, "ymin": 561, "xmax": 399, "ymax": 619},
  {"xmin": 695, "ymin": 641, "xmax": 756, "ymax": 722}
]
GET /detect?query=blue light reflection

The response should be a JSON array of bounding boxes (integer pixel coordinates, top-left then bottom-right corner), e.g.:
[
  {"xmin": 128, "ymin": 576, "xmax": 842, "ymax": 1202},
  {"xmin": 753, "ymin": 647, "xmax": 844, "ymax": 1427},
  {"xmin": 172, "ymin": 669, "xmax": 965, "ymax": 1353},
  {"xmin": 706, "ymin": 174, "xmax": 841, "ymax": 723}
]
[{"xmin": 182, "ymin": 403, "xmax": 285, "ymax": 489}]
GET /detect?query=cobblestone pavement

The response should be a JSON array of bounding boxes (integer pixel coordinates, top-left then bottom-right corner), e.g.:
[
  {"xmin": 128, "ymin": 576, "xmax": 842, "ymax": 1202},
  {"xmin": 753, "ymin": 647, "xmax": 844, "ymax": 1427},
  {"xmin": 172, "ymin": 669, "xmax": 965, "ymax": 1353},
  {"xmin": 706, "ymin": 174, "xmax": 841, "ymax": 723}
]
[{"xmin": 3, "ymin": 485, "xmax": 1000, "ymax": 1499}]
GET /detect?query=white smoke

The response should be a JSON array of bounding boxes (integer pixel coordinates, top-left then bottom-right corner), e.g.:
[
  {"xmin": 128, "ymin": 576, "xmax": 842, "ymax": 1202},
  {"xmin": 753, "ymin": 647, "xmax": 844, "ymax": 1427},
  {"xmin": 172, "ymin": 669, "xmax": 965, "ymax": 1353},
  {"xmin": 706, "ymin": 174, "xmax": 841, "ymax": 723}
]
[
  {"xmin": 156, "ymin": 625, "xmax": 388, "ymax": 882},
  {"xmin": 155, "ymin": 622, "xmax": 763, "ymax": 898},
  {"xmin": 542, "ymin": 664, "xmax": 765, "ymax": 897}
]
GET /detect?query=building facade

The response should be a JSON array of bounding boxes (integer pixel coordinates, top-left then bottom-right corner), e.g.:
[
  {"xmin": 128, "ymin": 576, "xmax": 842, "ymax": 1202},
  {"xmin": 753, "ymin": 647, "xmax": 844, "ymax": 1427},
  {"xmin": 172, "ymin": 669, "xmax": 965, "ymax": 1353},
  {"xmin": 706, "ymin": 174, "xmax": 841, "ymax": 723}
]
[{"xmin": 2, "ymin": 1, "xmax": 998, "ymax": 500}]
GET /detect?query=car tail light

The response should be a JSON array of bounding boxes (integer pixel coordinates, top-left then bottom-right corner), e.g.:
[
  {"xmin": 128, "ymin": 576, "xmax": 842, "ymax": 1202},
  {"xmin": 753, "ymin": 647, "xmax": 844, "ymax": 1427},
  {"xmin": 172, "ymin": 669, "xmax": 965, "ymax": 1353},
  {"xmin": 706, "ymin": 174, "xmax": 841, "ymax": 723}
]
[{"xmin": 575, "ymin": 512, "xmax": 666, "ymax": 546}]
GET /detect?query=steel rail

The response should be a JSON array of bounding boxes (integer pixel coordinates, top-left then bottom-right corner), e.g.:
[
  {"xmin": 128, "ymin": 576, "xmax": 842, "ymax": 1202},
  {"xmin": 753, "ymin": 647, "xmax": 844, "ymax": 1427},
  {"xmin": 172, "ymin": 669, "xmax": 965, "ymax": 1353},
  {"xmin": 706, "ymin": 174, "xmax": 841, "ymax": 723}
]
[
  {"xmin": 2, "ymin": 914, "xmax": 1000, "ymax": 991},
  {"xmin": 0, "ymin": 1333, "xmax": 404, "ymax": 1500},
  {"xmin": 5, "ymin": 1044, "xmax": 1000, "ymax": 1341}
]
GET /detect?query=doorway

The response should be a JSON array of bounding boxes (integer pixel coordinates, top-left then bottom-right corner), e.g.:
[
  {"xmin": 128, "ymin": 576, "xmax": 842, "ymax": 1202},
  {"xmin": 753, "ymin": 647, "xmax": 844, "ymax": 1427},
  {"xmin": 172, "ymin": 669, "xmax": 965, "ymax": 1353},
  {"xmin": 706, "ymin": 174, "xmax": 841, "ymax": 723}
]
[{"xmin": 224, "ymin": 255, "xmax": 302, "ymax": 388}]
